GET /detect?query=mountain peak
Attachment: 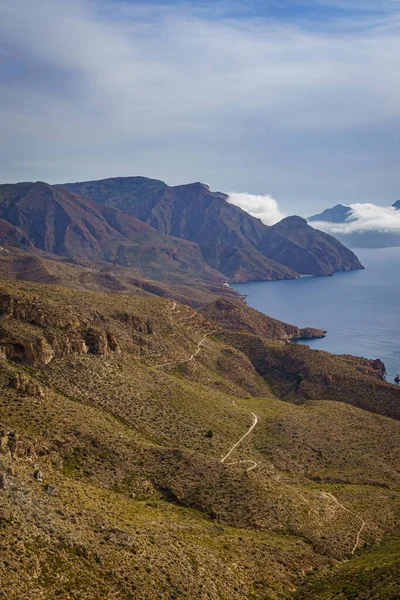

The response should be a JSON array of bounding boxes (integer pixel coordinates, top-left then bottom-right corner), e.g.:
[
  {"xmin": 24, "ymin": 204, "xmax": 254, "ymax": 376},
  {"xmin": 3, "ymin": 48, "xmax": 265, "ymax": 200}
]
[
  {"xmin": 275, "ymin": 215, "xmax": 308, "ymax": 228},
  {"xmin": 309, "ymin": 204, "xmax": 353, "ymax": 224}
]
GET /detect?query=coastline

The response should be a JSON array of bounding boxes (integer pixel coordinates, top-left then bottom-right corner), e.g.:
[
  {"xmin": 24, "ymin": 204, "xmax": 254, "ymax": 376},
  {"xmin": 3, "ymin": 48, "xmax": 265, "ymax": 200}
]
[{"xmin": 231, "ymin": 248, "xmax": 400, "ymax": 383}]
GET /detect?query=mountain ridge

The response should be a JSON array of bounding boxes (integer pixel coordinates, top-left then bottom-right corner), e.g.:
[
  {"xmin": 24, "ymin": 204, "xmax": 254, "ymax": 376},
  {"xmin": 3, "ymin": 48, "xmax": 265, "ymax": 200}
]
[
  {"xmin": 0, "ymin": 181, "xmax": 231, "ymax": 290},
  {"xmin": 58, "ymin": 176, "xmax": 363, "ymax": 280}
]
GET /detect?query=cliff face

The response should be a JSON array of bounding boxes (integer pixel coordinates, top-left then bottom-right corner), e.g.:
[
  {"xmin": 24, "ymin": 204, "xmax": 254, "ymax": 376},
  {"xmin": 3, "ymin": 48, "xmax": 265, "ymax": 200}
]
[{"xmin": 59, "ymin": 177, "xmax": 364, "ymax": 281}]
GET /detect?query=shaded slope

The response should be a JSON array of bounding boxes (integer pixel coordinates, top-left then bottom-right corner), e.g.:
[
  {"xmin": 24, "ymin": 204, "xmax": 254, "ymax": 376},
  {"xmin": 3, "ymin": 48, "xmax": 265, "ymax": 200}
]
[
  {"xmin": 216, "ymin": 330, "xmax": 400, "ymax": 420},
  {"xmin": 266, "ymin": 216, "xmax": 364, "ymax": 275},
  {"xmin": 59, "ymin": 177, "xmax": 363, "ymax": 280},
  {"xmin": 296, "ymin": 528, "xmax": 400, "ymax": 599},
  {"xmin": 0, "ymin": 182, "xmax": 226, "ymax": 287}
]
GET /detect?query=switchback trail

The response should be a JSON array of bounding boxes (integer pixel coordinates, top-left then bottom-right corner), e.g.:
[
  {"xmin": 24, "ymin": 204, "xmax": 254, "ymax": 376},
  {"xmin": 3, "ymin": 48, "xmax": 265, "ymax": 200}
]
[
  {"xmin": 154, "ymin": 330, "xmax": 216, "ymax": 370},
  {"xmin": 158, "ymin": 303, "xmax": 259, "ymax": 472},
  {"xmin": 322, "ymin": 491, "xmax": 366, "ymax": 554},
  {"xmin": 220, "ymin": 409, "xmax": 258, "ymax": 472}
]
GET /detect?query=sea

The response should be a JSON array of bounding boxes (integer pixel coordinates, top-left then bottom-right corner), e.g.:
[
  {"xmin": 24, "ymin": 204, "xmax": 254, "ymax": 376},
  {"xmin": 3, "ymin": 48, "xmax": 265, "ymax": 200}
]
[{"xmin": 231, "ymin": 247, "xmax": 400, "ymax": 383}]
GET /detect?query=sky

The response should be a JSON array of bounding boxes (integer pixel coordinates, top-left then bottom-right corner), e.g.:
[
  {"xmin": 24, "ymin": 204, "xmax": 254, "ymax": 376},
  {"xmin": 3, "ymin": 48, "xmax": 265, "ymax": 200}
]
[{"xmin": 1, "ymin": 0, "xmax": 400, "ymax": 216}]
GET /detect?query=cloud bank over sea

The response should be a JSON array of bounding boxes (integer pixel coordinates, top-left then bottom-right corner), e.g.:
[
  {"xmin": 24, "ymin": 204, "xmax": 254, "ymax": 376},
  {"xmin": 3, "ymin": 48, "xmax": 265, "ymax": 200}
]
[{"xmin": 311, "ymin": 203, "xmax": 400, "ymax": 234}]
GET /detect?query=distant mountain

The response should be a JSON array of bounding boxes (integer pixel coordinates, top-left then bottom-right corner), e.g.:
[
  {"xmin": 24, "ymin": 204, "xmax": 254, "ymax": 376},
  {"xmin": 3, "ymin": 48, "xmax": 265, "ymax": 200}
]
[
  {"xmin": 309, "ymin": 204, "xmax": 354, "ymax": 224},
  {"xmin": 59, "ymin": 177, "xmax": 363, "ymax": 279},
  {"xmin": 0, "ymin": 182, "xmax": 226, "ymax": 287},
  {"xmin": 309, "ymin": 202, "xmax": 400, "ymax": 248}
]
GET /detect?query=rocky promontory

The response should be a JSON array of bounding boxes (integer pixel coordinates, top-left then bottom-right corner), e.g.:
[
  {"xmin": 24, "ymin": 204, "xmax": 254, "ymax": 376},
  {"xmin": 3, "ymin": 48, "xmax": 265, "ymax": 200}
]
[{"xmin": 199, "ymin": 297, "xmax": 326, "ymax": 341}]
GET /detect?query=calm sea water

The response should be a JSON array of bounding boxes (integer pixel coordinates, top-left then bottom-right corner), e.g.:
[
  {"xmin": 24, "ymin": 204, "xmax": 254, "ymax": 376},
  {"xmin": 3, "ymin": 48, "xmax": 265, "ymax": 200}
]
[{"xmin": 232, "ymin": 247, "xmax": 400, "ymax": 382}]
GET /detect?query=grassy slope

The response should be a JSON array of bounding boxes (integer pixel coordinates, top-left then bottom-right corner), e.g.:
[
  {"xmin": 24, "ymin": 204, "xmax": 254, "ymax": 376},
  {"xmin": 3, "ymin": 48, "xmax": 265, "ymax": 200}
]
[
  {"xmin": 0, "ymin": 279, "xmax": 399, "ymax": 599},
  {"xmin": 295, "ymin": 529, "xmax": 400, "ymax": 599},
  {"xmin": 0, "ymin": 248, "xmax": 237, "ymax": 307}
]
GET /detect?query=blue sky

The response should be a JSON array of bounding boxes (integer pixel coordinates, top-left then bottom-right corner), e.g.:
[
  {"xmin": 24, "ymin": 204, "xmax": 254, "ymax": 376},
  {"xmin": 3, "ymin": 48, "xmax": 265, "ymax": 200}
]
[{"xmin": 1, "ymin": 0, "xmax": 400, "ymax": 215}]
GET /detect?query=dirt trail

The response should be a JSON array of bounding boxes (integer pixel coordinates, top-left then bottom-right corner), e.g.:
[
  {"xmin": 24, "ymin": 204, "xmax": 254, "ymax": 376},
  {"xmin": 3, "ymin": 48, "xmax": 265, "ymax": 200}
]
[
  {"xmin": 165, "ymin": 301, "xmax": 177, "ymax": 314},
  {"xmin": 159, "ymin": 303, "xmax": 259, "ymax": 472},
  {"xmin": 220, "ymin": 410, "xmax": 258, "ymax": 471},
  {"xmin": 154, "ymin": 330, "xmax": 216, "ymax": 369},
  {"xmin": 322, "ymin": 491, "xmax": 366, "ymax": 554}
]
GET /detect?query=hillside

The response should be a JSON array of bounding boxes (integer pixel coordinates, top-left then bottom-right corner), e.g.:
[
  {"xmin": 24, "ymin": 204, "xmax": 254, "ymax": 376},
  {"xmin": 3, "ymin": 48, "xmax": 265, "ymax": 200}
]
[
  {"xmin": 59, "ymin": 177, "xmax": 363, "ymax": 281},
  {"xmin": 1, "ymin": 278, "xmax": 400, "ymax": 599},
  {"xmin": 199, "ymin": 296, "xmax": 326, "ymax": 341},
  {"xmin": 0, "ymin": 246, "xmax": 238, "ymax": 307},
  {"xmin": 0, "ymin": 182, "xmax": 228, "ymax": 291},
  {"xmin": 296, "ymin": 529, "xmax": 400, "ymax": 599}
]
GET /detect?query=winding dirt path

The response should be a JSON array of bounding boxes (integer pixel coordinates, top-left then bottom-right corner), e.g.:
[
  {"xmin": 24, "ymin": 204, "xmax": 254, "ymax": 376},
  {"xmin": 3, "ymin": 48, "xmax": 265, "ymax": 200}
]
[
  {"xmin": 220, "ymin": 411, "xmax": 258, "ymax": 471},
  {"xmin": 321, "ymin": 491, "xmax": 366, "ymax": 554},
  {"xmin": 154, "ymin": 330, "xmax": 216, "ymax": 369},
  {"xmin": 165, "ymin": 301, "xmax": 177, "ymax": 314},
  {"xmin": 158, "ymin": 304, "xmax": 259, "ymax": 472}
]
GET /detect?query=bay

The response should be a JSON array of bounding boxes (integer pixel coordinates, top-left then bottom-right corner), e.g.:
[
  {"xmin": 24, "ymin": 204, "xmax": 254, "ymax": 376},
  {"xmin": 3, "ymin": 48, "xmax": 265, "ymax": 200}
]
[{"xmin": 231, "ymin": 247, "xmax": 400, "ymax": 382}]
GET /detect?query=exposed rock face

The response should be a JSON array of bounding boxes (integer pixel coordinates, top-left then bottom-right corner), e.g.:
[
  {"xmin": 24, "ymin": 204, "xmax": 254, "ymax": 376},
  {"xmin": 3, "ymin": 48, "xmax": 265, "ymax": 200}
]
[
  {"xmin": 297, "ymin": 328, "xmax": 327, "ymax": 340},
  {"xmin": 115, "ymin": 313, "xmax": 153, "ymax": 334},
  {"xmin": 0, "ymin": 332, "xmax": 54, "ymax": 366},
  {"xmin": 9, "ymin": 373, "xmax": 44, "ymax": 397},
  {"xmin": 0, "ymin": 288, "xmax": 159, "ymax": 370},
  {"xmin": 58, "ymin": 177, "xmax": 364, "ymax": 281}
]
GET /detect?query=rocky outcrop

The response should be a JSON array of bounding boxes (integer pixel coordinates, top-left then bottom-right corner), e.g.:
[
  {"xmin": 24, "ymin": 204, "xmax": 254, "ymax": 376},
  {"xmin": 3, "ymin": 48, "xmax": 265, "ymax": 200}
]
[
  {"xmin": 9, "ymin": 372, "xmax": 44, "ymax": 397},
  {"xmin": 84, "ymin": 328, "xmax": 120, "ymax": 355},
  {"xmin": 0, "ymin": 289, "xmax": 155, "ymax": 368},
  {"xmin": 297, "ymin": 328, "xmax": 327, "ymax": 340},
  {"xmin": 115, "ymin": 313, "xmax": 153, "ymax": 334},
  {"xmin": 0, "ymin": 331, "xmax": 54, "ymax": 366}
]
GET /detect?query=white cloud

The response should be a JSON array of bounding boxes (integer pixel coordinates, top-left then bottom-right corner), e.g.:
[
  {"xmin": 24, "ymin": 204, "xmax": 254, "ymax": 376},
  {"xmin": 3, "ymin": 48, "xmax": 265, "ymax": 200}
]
[
  {"xmin": 311, "ymin": 203, "xmax": 400, "ymax": 234},
  {"xmin": 227, "ymin": 192, "xmax": 286, "ymax": 225},
  {"xmin": 0, "ymin": 0, "xmax": 400, "ymax": 212}
]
